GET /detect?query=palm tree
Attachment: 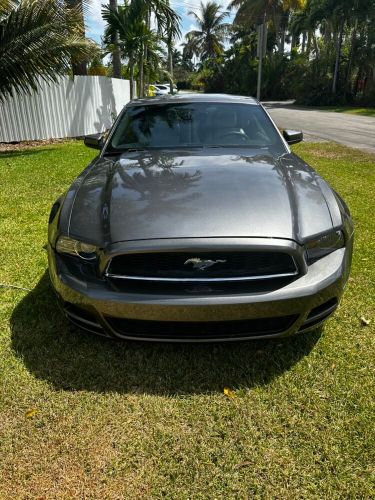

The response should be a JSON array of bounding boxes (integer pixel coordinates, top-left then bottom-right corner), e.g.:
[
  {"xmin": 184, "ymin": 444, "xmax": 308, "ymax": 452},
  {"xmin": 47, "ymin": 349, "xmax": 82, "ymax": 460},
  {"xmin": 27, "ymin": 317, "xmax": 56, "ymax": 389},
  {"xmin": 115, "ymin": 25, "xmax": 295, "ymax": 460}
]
[
  {"xmin": 103, "ymin": 2, "xmax": 166, "ymax": 99},
  {"xmin": 65, "ymin": 0, "xmax": 88, "ymax": 75},
  {"xmin": 289, "ymin": 7, "xmax": 312, "ymax": 54},
  {"xmin": 230, "ymin": 0, "xmax": 306, "ymax": 54},
  {"xmin": 0, "ymin": 0, "xmax": 96, "ymax": 100},
  {"xmin": 231, "ymin": 0, "xmax": 281, "ymax": 27},
  {"xmin": 165, "ymin": 16, "xmax": 181, "ymax": 93},
  {"xmin": 184, "ymin": 1, "xmax": 229, "ymax": 60},
  {"xmin": 138, "ymin": 0, "xmax": 180, "ymax": 96},
  {"xmin": 108, "ymin": 0, "xmax": 121, "ymax": 78},
  {"xmin": 103, "ymin": 0, "xmax": 180, "ymax": 97},
  {"xmin": 102, "ymin": 3, "xmax": 138, "ymax": 98}
]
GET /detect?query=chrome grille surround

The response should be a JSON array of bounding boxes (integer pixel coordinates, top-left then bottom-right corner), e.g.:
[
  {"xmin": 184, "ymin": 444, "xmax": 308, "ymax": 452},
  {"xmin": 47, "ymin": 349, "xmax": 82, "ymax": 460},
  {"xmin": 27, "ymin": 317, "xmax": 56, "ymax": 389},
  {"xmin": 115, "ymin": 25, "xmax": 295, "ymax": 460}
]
[{"xmin": 104, "ymin": 248, "xmax": 300, "ymax": 283}]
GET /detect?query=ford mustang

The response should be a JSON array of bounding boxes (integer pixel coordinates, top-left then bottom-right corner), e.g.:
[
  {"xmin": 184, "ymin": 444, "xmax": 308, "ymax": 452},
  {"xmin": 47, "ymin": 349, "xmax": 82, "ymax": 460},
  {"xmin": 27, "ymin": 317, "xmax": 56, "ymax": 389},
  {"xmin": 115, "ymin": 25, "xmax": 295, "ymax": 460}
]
[{"xmin": 48, "ymin": 94, "xmax": 354, "ymax": 341}]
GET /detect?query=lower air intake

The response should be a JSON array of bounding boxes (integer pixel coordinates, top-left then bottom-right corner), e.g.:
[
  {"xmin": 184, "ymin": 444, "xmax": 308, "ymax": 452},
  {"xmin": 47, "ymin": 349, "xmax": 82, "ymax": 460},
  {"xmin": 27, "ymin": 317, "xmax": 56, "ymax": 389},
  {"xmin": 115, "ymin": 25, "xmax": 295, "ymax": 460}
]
[{"xmin": 105, "ymin": 314, "xmax": 298, "ymax": 340}]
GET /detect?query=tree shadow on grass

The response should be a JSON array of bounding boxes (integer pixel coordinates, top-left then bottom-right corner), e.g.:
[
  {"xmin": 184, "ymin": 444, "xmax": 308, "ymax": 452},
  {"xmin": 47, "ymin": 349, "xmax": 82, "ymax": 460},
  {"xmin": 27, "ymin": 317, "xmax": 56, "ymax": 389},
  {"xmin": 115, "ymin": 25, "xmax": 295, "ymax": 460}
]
[
  {"xmin": 0, "ymin": 148, "xmax": 56, "ymax": 160},
  {"xmin": 10, "ymin": 271, "xmax": 321, "ymax": 395}
]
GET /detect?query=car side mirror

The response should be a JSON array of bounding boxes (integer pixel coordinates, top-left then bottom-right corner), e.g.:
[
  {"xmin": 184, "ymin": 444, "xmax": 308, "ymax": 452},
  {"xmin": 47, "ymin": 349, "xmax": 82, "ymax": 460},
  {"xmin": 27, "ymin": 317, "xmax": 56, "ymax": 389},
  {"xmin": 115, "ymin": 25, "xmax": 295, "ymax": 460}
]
[
  {"xmin": 283, "ymin": 129, "xmax": 303, "ymax": 145},
  {"xmin": 84, "ymin": 133, "xmax": 105, "ymax": 150}
]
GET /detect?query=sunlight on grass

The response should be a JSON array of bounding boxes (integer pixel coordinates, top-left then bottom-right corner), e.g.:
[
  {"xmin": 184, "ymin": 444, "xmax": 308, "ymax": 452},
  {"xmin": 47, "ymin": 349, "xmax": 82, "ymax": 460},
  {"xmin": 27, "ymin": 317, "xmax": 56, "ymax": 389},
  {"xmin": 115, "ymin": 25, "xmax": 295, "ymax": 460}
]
[
  {"xmin": 313, "ymin": 106, "xmax": 375, "ymax": 117},
  {"xmin": 0, "ymin": 141, "xmax": 374, "ymax": 497}
]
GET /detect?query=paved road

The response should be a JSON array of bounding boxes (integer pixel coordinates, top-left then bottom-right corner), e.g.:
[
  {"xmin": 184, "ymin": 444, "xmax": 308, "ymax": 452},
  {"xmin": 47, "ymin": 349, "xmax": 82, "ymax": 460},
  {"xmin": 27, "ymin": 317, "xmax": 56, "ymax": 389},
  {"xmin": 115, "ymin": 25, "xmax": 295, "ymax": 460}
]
[{"xmin": 264, "ymin": 101, "xmax": 375, "ymax": 153}]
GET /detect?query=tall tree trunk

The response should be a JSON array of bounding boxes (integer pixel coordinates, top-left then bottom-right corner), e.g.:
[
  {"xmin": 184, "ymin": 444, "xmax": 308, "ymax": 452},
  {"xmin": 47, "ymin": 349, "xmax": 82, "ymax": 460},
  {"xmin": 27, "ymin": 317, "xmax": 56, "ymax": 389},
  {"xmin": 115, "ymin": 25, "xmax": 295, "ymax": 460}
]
[
  {"xmin": 168, "ymin": 38, "xmax": 174, "ymax": 93},
  {"xmin": 301, "ymin": 31, "xmax": 307, "ymax": 53},
  {"xmin": 72, "ymin": 61, "xmax": 87, "ymax": 76},
  {"xmin": 323, "ymin": 21, "xmax": 332, "ymax": 44},
  {"xmin": 332, "ymin": 20, "xmax": 344, "ymax": 94},
  {"xmin": 139, "ymin": 45, "xmax": 144, "ymax": 97},
  {"xmin": 311, "ymin": 32, "xmax": 318, "ymax": 55},
  {"xmin": 143, "ymin": 9, "xmax": 151, "ymax": 94},
  {"xmin": 345, "ymin": 21, "xmax": 357, "ymax": 94},
  {"xmin": 278, "ymin": 11, "xmax": 288, "ymax": 55},
  {"xmin": 65, "ymin": 0, "xmax": 87, "ymax": 75},
  {"xmin": 306, "ymin": 30, "xmax": 312, "ymax": 56},
  {"xmin": 354, "ymin": 69, "xmax": 361, "ymax": 97},
  {"xmin": 109, "ymin": 0, "xmax": 121, "ymax": 78},
  {"xmin": 278, "ymin": 28, "xmax": 286, "ymax": 55},
  {"xmin": 129, "ymin": 54, "xmax": 134, "ymax": 99}
]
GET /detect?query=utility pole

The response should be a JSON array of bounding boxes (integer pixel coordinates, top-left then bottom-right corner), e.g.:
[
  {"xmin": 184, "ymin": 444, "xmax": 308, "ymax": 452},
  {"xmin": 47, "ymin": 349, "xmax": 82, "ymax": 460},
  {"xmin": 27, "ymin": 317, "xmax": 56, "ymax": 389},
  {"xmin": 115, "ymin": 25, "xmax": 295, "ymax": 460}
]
[{"xmin": 256, "ymin": 17, "xmax": 267, "ymax": 101}]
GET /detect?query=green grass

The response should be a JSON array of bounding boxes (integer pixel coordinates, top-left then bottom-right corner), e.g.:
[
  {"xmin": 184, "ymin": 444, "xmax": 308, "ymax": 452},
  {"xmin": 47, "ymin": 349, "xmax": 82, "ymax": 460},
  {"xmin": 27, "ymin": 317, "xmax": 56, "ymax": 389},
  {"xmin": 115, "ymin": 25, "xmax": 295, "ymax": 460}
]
[
  {"xmin": 309, "ymin": 106, "xmax": 375, "ymax": 117},
  {"xmin": 0, "ymin": 141, "xmax": 374, "ymax": 498}
]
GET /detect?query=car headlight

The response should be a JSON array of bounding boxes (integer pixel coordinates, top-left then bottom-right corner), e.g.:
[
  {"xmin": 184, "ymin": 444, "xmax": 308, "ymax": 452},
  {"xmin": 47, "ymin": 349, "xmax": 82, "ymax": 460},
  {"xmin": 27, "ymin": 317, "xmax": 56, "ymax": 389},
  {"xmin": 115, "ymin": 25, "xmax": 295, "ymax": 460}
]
[
  {"xmin": 305, "ymin": 230, "xmax": 345, "ymax": 264},
  {"xmin": 56, "ymin": 236, "xmax": 98, "ymax": 261}
]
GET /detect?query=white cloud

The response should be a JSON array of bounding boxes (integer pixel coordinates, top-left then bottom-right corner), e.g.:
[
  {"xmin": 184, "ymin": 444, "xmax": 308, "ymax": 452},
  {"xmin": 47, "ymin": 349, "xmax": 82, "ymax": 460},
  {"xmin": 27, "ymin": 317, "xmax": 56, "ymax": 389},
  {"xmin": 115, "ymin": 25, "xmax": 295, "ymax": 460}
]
[
  {"xmin": 171, "ymin": 0, "xmax": 229, "ymax": 19},
  {"xmin": 176, "ymin": 23, "xmax": 196, "ymax": 50},
  {"xmin": 85, "ymin": 0, "xmax": 105, "ymax": 42}
]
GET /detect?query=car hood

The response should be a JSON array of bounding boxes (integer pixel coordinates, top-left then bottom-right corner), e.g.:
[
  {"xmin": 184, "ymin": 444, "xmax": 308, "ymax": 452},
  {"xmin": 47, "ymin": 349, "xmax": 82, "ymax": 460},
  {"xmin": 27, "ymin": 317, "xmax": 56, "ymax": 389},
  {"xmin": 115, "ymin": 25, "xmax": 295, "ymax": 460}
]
[{"xmin": 66, "ymin": 150, "xmax": 333, "ymax": 245}]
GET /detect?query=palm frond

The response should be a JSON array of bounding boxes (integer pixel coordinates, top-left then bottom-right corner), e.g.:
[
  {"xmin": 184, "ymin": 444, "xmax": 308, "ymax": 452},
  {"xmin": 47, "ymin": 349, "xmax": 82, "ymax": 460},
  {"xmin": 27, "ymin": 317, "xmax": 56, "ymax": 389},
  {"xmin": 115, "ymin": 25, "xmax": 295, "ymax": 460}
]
[
  {"xmin": 185, "ymin": 1, "xmax": 229, "ymax": 59},
  {"xmin": 0, "ymin": 0, "xmax": 96, "ymax": 100}
]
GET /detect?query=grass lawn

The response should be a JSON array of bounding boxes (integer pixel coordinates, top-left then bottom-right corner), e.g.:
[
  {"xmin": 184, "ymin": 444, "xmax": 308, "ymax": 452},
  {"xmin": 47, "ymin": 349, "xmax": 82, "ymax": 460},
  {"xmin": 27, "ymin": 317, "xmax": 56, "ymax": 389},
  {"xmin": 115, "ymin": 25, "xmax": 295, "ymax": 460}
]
[
  {"xmin": 310, "ymin": 106, "xmax": 375, "ymax": 117},
  {"xmin": 0, "ymin": 141, "xmax": 374, "ymax": 498}
]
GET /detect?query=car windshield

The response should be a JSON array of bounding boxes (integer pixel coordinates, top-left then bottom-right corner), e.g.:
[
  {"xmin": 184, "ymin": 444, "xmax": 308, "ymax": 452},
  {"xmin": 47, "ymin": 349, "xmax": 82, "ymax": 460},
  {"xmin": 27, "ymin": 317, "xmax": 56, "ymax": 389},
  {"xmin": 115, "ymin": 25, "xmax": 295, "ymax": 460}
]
[{"xmin": 108, "ymin": 102, "xmax": 286, "ymax": 155}]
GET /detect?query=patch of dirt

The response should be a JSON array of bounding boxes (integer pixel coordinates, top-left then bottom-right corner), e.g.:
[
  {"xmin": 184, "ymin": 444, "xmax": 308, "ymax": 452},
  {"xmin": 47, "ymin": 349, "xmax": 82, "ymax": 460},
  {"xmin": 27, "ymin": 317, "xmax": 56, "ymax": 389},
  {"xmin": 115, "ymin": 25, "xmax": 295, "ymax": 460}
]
[
  {"xmin": 0, "ymin": 138, "xmax": 79, "ymax": 152},
  {"xmin": 309, "ymin": 150, "xmax": 345, "ymax": 160},
  {"xmin": 301, "ymin": 133, "xmax": 328, "ymax": 143}
]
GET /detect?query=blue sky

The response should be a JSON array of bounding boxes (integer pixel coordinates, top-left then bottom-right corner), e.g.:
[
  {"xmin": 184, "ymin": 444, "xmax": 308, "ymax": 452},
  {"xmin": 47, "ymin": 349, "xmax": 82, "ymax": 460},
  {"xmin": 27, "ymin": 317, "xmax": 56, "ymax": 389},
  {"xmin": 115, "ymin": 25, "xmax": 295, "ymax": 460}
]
[{"xmin": 85, "ymin": 0, "xmax": 232, "ymax": 52}]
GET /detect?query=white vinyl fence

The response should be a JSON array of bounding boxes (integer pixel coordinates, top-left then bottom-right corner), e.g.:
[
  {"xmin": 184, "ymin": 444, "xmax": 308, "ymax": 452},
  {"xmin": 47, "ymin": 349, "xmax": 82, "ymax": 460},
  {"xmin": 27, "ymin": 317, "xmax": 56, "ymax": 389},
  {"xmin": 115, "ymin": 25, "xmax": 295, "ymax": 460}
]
[{"xmin": 0, "ymin": 76, "xmax": 132, "ymax": 143}]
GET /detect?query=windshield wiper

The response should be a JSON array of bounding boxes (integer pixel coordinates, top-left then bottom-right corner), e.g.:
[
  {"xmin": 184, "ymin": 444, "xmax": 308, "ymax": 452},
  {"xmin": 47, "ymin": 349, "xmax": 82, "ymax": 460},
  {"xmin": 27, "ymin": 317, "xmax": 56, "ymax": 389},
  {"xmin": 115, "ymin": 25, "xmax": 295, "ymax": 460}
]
[
  {"xmin": 205, "ymin": 144, "xmax": 263, "ymax": 149},
  {"xmin": 103, "ymin": 147, "xmax": 146, "ymax": 154},
  {"xmin": 106, "ymin": 144, "xmax": 205, "ymax": 153}
]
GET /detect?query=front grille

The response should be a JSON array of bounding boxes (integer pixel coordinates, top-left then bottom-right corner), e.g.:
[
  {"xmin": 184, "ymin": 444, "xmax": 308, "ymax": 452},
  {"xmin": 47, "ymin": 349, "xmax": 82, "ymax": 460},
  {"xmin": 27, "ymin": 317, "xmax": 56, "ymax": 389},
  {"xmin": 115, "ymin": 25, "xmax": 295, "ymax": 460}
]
[
  {"xmin": 106, "ymin": 251, "xmax": 298, "ymax": 282},
  {"xmin": 105, "ymin": 315, "xmax": 298, "ymax": 340}
]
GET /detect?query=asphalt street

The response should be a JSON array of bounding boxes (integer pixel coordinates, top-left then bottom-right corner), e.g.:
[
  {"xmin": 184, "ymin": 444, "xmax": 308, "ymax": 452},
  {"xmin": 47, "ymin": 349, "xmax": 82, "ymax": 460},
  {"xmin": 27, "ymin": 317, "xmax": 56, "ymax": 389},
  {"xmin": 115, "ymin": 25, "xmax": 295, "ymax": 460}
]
[{"xmin": 264, "ymin": 101, "xmax": 375, "ymax": 153}]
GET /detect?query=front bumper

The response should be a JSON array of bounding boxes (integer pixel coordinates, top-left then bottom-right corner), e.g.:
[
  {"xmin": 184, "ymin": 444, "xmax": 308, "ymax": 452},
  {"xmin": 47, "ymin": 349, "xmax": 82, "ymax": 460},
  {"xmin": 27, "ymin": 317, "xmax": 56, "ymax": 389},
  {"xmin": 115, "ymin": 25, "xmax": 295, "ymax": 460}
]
[{"xmin": 48, "ymin": 240, "xmax": 352, "ymax": 342}]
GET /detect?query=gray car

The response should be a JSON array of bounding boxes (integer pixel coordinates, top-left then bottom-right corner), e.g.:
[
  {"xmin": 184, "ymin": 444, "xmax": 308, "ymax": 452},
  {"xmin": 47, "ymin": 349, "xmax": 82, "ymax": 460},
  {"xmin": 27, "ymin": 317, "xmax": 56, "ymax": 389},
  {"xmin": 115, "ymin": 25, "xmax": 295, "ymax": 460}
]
[{"xmin": 48, "ymin": 94, "xmax": 354, "ymax": 341}]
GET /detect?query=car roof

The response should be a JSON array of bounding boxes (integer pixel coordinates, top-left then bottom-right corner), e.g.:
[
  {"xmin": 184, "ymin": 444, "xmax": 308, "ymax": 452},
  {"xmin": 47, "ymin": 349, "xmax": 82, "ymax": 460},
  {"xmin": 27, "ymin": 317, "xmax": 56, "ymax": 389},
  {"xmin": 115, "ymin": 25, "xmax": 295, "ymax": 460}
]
[{"xmin": 126, "ymin": 93, "xmax": 259, "ymax": 107}]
